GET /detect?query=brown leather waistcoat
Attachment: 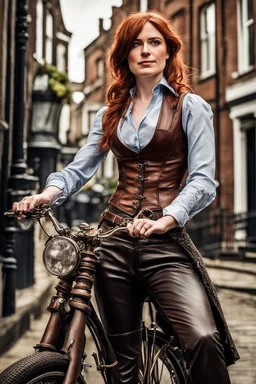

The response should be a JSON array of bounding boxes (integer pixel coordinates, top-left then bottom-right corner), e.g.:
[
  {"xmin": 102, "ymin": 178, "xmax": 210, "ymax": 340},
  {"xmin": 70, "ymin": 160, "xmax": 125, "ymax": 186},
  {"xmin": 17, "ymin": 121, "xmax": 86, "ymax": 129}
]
[{"xmin": 108, "ymin": 91, "xmax": 188, "ymax": 217}]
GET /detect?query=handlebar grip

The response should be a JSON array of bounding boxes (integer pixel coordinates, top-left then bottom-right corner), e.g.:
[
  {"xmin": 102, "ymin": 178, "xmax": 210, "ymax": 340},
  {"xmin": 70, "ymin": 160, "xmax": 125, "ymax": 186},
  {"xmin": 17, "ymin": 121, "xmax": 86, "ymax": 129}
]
[{"xmin": 4, "ymin": 211, "xmax": 17, "ymax": 217}]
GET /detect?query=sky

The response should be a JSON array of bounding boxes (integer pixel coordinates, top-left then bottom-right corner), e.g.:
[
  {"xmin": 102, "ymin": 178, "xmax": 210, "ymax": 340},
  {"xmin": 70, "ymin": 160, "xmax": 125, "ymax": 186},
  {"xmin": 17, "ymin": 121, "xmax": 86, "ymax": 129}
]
[{"xmin": 60, "ymin": 0, "xmax": 122, "ymax": 83}]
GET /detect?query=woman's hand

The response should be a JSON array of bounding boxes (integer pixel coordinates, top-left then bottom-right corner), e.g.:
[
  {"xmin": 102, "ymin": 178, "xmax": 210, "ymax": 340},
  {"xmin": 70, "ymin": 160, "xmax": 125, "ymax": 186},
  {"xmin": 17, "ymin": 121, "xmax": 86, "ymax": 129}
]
[
  {"xmin": 127, "ymin": 215, "xmax": 177, "ymax": 238},
  {"xmin": 12, "ymin": 186, "xmax": 61, "ymax": 218}
]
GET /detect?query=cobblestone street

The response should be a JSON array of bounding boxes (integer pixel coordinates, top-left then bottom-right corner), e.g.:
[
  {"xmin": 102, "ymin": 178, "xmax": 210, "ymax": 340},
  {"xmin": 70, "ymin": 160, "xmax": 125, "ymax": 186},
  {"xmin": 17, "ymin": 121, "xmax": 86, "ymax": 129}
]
[{"xmin": 0, "ymin": 260, "xmax": 255, "ymax": 383}]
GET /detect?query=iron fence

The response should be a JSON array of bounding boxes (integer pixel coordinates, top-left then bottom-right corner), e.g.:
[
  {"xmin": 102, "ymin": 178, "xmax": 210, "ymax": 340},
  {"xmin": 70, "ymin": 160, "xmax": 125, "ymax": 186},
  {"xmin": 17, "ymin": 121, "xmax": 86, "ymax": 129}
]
[{"xmin": 188, "ymin": 210, "xmax": 256, "ymax": 258}]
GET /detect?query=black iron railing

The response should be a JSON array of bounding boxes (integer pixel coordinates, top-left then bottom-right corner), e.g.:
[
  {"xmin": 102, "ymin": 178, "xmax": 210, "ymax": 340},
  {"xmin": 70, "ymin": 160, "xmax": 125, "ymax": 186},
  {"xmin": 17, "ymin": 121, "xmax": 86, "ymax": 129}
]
[{"xmin": 188, "ymin": 210, "xmax": 256, "ymax": 257}]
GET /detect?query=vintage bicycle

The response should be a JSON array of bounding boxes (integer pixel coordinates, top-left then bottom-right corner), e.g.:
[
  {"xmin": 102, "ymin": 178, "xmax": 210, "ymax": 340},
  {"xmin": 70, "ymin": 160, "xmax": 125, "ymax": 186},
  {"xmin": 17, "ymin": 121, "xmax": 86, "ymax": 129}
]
[{"xmin": 0, "ymin": 203, "xmax": 187, "ymax": 384}]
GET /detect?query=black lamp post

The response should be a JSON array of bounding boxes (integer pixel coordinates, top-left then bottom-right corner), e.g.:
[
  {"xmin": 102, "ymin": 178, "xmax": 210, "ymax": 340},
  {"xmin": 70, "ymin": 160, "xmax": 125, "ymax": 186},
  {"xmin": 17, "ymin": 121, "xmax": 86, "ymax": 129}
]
[
  {"xmin": 3, "ymin": 0, "xmax": 38, "ymax": 316},
  {"xmin": 27, "ymin": 73, "xmax": 62, "ymax": 191}
]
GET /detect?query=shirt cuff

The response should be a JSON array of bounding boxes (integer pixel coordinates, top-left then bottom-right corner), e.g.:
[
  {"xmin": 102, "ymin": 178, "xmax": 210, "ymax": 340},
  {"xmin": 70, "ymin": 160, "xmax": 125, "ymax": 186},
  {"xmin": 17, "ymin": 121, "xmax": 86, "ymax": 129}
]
[
  {"xmin": 163, "ymin": 205, "xmax": 188, "ymax": 227},
  {"xmin": 45, "ymin": 178, "xmax": 66, "ymax": 194}
]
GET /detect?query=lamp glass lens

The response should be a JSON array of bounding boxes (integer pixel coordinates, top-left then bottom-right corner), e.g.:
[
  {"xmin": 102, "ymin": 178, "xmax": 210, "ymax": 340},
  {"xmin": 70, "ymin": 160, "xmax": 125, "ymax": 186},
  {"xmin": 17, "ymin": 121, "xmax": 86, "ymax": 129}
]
[{"xmin": 43, "ymin": 237, "xmax": 79, "ymax": 276}]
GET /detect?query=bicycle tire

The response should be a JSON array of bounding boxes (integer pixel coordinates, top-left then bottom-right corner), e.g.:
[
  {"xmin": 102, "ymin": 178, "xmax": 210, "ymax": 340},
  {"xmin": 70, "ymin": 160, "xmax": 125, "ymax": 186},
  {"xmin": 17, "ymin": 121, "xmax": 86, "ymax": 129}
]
[
  {"xmin": 0, "ymin": 351, "xmax": 85, "ymax": 384},
  {"xmin": 140, "ymin": 329, "xmax": 187, "ymax": 384}
]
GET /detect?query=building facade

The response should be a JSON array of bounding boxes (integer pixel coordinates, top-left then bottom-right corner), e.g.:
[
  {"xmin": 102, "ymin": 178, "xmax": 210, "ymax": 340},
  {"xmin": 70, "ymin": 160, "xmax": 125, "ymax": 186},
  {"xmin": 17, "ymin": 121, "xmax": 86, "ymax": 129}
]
[{"xmin": 71, "ymin": 0, "xmax": 255, "ymax": 255}]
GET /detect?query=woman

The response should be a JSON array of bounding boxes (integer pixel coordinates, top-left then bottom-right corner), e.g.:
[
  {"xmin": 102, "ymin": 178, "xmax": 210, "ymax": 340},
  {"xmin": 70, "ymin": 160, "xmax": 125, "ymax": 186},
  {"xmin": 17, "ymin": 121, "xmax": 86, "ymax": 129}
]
[{"xmin": 13, "ymin": 10, "xmax": 239, "ymax": 384}]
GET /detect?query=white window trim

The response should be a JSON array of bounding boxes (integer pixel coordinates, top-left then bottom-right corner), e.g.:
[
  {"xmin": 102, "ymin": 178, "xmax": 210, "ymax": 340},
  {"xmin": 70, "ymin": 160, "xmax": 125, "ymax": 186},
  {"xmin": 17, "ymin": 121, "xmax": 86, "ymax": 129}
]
[
  {"xmin": 140, "ymin": 0, "xmax": 148, "ymax": 12},
  {"xmin": 229, "ymin": 100, "xmax": 256, "ymax": 214},
  {"xmin": 35, "ymin": 0, "xmax": 43, "ymax": 59},
  {"xmin": 45, "ymin": 10, "xmax": 53, "ymax": 64},
  {"xmin": 237, "ymin": 0, "xmax": 255, "ymax": 75},
  {"xmin": 97, "ymin": 59, "xmax": 104, "ymax": 79},
  {"xmin": 82, "ymin": 103, "xmax": 103, "ymax": 136},
  {"xmin": 57, "ymin": 43, "xmax": 66, "ymax": 72},
  {"xmin": 199, "ymin": 3, "xmax": 216, "ymax": 80},
  {"xmin": 226, "ymin": 76, "xmax": 256, "ymax": 103},
  {"xmin": 56, "ymin": 32, "xmax": 71, "ymax": 43}
]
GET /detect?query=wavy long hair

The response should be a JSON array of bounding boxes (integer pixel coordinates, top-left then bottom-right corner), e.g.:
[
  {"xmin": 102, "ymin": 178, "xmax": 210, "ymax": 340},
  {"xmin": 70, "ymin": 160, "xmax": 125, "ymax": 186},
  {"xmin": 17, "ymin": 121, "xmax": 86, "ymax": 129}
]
[{"xmin": 100, "ymin": 10, "xmax": 193, "ymax": 150}]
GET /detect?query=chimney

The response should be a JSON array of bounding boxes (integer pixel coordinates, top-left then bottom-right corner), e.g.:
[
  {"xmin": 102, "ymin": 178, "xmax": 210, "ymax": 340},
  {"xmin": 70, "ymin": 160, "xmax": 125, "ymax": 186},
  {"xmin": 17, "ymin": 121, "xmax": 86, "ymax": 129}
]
[{"xmin": 99, "ymin": 18, "xmax": 104, "ymax": 34}]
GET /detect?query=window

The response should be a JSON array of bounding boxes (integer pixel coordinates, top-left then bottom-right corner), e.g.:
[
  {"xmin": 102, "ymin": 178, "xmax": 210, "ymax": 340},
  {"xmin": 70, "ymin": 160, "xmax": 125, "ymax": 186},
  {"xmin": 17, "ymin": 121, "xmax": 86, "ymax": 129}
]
[
  {"xmin": 45, "ymin": 10, "xmax": 53, "ymax": 64},
  {"xmin": 36, "ymin": 0, "xmax": 43, "ymax": 58},
  {"xmin": 97, "ymin": 59, "xmax": 104, "ymax": 79},
  {"xmin": 140, "ymin": 0, "xmax": 148, "ymax": 12},
  {"xmin": 237, "ymin": 0, "xmax": 254, "ymax": 73},
  {"xmin": 200, "ymin": 3, "xmax": 216, "ymax": 79},
  {"xmin": 57, "ymin": 43, "xmax": 66, "ymax": 72},
  {"xmin": 243, "ymin": 118, "xmax": 256, "ymax": 213}
]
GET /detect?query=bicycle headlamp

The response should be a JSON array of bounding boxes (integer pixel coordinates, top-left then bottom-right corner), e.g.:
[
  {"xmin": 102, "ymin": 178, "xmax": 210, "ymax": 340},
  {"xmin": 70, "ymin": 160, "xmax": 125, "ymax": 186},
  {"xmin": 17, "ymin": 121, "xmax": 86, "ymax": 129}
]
[{"xmin": 43, "ymin": 236, "xmax": 80, "ymax": 276}]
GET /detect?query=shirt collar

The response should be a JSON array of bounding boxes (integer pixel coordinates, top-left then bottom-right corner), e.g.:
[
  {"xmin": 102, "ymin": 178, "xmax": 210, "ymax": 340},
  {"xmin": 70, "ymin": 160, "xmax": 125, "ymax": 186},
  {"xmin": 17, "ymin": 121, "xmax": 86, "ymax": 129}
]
[{"xmin": 129, "ymin": 76, "xmax": 179, "ymax": 98}]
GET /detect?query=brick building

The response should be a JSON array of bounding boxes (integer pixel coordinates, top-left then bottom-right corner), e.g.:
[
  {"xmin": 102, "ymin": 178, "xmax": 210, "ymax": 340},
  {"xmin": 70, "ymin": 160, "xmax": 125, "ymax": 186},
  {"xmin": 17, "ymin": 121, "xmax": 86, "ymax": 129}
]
[
  {"xmin": 71, "ymin": 0, "xmax": 255, "ymax": 255},
  {"xmin": 0, "ymin": 0, "xmax": 71, "ymax": 320}
]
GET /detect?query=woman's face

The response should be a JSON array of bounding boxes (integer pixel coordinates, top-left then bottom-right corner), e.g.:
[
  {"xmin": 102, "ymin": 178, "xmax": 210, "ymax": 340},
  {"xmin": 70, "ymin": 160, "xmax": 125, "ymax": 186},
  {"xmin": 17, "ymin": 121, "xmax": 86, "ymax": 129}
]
[{"xmin": 128, "ymin": 22, "xmax": 169, "ymax": 80}]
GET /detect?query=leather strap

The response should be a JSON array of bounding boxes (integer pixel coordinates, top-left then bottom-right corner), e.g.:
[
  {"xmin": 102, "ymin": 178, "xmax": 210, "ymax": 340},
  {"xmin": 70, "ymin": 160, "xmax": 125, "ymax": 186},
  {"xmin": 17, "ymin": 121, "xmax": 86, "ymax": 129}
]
[
  {"xmin": 101, "ymin": 208, "xmax": 160, "ymax": 226},
  {"xmin": 101, "ymin": 210, "xmax": 130, "ymax": 226}
]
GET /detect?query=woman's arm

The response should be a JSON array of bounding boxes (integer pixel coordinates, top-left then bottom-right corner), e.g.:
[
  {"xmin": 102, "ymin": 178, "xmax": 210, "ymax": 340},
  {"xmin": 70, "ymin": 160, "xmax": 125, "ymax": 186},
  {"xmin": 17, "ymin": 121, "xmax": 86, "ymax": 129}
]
[
  {"xmin": 45, "ymin": 106, "xmax": 109, "ymax": 197},
  {"xmin": 162, "ymin": 93, "xmax": 216, "ymax": 227},
  {"xmin": 12, "ymin": 107, "xmax": 109, "ymax": 214}
]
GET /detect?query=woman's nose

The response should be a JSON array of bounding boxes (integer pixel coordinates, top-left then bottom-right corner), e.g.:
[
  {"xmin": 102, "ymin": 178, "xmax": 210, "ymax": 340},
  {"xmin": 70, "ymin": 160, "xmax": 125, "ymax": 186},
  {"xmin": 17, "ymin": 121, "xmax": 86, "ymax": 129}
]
[{"xmin": 141, "ymin": 43, "xmax": 150, "ymax": 56}]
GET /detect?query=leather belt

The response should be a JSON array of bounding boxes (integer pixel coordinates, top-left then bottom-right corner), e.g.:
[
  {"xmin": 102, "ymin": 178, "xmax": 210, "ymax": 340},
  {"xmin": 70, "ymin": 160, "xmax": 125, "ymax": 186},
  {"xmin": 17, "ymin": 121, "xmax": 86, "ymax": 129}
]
[
  {"xmin": 100, "ymin": 208, "xmax": 160, "ymax": 226},
  {"xmin": 100, "ymin": 210, "xmax": 130, "ymax": 226}
]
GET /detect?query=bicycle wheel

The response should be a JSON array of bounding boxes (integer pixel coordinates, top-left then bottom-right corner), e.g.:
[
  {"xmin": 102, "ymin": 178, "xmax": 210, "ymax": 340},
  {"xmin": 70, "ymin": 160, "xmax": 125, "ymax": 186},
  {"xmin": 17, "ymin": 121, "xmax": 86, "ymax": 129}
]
[
  {"xmin": 139, "ymin": 329, "xmax": 187, "ymax": 384},
  {"xmin": 0, "ymin": 351, "xmax": 85, "ymax": 384}
]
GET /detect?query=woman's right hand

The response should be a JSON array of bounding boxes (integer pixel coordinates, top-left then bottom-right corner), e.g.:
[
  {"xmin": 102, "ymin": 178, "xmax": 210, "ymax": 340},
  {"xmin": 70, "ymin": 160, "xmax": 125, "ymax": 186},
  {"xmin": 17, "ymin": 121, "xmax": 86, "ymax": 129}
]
[{"xmin": 12, "ymin": 186, "xmax": 62, "ymax": 218}]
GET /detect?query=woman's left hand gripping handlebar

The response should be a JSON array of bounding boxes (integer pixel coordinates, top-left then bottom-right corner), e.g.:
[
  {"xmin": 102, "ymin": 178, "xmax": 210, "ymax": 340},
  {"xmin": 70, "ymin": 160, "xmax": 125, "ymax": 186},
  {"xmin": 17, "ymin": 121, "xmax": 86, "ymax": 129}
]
[{"xmin": 12, "ymin": 186, "xmax": 62, "ymax": 219}]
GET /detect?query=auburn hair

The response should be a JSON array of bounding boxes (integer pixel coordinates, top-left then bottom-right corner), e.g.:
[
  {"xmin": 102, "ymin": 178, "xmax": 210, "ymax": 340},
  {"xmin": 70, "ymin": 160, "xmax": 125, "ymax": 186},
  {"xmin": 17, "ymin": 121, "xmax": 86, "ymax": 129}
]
[{"xmin": 100, "ymin": 10, "xmax": 193, "ymax": 150}]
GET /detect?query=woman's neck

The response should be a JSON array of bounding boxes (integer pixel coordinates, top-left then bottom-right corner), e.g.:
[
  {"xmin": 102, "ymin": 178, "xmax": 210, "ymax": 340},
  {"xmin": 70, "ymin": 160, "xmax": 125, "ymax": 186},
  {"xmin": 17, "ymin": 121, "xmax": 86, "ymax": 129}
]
[{"xmin": 134, "ymin": 73, "xmax": 163, "ymax": 102}]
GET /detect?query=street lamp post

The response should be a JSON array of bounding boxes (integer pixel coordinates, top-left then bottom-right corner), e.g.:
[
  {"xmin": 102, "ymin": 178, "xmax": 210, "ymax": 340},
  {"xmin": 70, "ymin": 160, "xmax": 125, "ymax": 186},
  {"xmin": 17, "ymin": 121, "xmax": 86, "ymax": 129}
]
[{"xmin": 3, "ymin": 0, "xmax": 38, "ymax": 316}]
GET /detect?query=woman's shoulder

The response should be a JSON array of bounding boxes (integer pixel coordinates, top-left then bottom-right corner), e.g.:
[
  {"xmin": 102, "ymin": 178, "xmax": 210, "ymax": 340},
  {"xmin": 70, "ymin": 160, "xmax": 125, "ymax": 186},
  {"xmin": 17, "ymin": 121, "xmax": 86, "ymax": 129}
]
[
  {"xmin": 181, "ymin": 92, "xmax": 213, "ymax": 132},
  {"xmin": 95, "ymin": 105, "xmax": 108, "ymax": 119},
  {"xmin": 182, "ymin": 92, "xmax": 213, "ymax": 114}
]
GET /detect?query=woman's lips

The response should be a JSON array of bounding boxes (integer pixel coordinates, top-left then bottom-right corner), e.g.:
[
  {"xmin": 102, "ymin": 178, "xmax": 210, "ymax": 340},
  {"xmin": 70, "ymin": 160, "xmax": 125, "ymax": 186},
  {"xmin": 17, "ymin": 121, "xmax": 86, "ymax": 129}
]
[{"xmin": 138, "ymin": 60, "xmax": 155, "ymax": 65}]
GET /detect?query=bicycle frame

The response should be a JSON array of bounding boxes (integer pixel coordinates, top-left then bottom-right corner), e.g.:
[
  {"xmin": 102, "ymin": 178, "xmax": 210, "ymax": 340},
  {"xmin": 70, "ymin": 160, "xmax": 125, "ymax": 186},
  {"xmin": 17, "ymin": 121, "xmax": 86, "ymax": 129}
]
[{"xmin": 5, "ymin": 205, "xmax": 121, "ymax": 384}]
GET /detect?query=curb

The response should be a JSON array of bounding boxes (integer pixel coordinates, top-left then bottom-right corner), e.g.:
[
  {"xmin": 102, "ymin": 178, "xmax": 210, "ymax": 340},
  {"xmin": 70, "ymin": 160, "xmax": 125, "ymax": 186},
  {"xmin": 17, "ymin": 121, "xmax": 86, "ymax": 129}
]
[
  {"xmin": 215, "ymin": 284, "xmax": 256, "ymax": 295},
  {"xmin": 204, "ymin": 258, "xmax": 256, "ymax": 296},
  {"xmin": 0, "ymin": 265, "xmax": 54, "ymax": 356}
]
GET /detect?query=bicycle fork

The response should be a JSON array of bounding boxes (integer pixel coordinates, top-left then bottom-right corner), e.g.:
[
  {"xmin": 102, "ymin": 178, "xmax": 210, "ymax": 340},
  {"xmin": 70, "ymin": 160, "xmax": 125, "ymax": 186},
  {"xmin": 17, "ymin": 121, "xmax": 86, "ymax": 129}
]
[{"xmin": 35, "ymin": 246, "xmax": 98, "ymax": 384}]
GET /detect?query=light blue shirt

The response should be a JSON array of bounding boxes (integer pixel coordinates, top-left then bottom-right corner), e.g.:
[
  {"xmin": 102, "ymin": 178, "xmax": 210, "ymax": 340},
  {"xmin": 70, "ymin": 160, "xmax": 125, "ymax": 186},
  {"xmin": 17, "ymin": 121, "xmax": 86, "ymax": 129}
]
[{"xmin": 46, "ymin": 77, "xmax": 216, "ymax": 226}]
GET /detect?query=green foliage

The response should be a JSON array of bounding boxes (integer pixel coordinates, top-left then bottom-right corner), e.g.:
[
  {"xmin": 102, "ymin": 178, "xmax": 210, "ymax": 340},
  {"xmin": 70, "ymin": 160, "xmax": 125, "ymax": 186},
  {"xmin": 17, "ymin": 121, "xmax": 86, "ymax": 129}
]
[
  {"xmin": 106, "ymin": 176, "xmax": 118, "ymax": 191},
  {"xmin": 37, "ymin": 64, "xmax": 71, "ymax": 104}
]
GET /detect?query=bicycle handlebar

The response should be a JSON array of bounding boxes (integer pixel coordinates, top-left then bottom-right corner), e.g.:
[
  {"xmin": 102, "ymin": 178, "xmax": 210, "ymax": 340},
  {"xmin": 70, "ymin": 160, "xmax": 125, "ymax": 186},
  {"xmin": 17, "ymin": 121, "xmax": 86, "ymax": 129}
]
[{"xmin": 4, "ymin": 205, "xmax": 128, "ymax": 240}]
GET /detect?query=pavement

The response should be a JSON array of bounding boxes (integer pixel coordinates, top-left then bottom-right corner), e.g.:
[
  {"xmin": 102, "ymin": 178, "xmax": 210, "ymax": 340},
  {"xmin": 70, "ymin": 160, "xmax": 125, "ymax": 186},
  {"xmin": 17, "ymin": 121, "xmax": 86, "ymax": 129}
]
[
  {"xmin": 0, "ymin": 238, "xmax": 255, "ymax": 383},
  {"xmin": 204, "ymin": 259, "xmax": 256, "ymax": 384}
]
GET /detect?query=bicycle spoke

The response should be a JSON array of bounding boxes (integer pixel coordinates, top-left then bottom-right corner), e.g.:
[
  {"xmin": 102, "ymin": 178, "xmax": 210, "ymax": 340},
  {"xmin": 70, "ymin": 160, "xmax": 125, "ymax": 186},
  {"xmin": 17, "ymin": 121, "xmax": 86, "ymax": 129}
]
[{"xmin": 140, "ymin": 328, "xmax": 185, "ymax": 384}]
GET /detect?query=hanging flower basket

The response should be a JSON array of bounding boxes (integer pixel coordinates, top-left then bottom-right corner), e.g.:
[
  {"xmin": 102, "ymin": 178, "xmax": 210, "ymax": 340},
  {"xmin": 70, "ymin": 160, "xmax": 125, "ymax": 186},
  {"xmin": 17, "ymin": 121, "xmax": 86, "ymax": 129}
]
[{"xmin": 37, "ymin": 64, "xmax": 72, "ymax": 104}]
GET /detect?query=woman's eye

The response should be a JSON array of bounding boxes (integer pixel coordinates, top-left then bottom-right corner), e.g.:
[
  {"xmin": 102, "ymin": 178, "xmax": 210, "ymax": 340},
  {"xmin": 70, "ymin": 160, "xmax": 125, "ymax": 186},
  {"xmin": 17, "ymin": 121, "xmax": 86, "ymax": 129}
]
[
  {"xmin": 151, "ymin": 40, "xmax": 161, "ymax": 46},
  {"xmin": 132, "ymin": 41, "xmax": 141, "ymax": 48}
]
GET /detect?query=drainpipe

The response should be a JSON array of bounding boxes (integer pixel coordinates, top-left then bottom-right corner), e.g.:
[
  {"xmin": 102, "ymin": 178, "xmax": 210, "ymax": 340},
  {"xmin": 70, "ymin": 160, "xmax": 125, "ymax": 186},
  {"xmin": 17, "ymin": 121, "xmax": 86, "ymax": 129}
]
[{"xmin": 215, "ymin": 0, "xmax": 226, "ymax": 210}]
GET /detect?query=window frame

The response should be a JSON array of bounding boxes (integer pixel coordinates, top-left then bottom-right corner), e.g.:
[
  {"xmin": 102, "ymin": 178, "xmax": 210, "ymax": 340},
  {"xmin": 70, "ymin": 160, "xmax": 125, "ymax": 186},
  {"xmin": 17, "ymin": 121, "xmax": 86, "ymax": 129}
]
[
  {"xmin": 45, "ymin": 9, "xmax": 54, "ymax": 64},
  {"xmin": 35, "ymin": 0, "xmax": 43, "ymax": 59},
  {"xmin": 199, "ymin": 2, "xmax": 216, "ymax": 80},
  {"xmin": 237, "ymin": 0, "xmax": 255, "ymax": 74}
]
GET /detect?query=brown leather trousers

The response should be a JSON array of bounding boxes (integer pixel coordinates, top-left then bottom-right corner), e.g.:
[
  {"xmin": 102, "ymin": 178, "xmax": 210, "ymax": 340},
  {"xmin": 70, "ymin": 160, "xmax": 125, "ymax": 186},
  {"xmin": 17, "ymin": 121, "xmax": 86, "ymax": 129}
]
[{"xmin": 95, "ymin": 217, "xmax": 231, "ymax": 384}]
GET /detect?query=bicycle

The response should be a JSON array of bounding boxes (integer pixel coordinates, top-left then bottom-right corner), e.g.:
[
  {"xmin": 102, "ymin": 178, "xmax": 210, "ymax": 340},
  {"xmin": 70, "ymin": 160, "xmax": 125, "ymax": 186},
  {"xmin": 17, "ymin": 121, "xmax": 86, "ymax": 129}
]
[{"xmin": 0, "ymin": 203, "xmax": 187, "ymax": 384}]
